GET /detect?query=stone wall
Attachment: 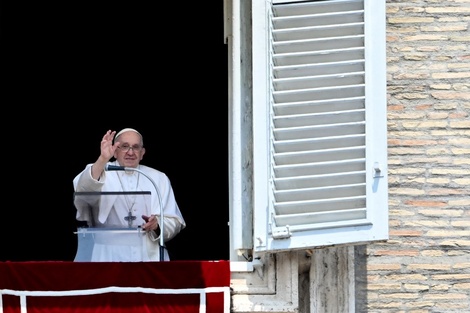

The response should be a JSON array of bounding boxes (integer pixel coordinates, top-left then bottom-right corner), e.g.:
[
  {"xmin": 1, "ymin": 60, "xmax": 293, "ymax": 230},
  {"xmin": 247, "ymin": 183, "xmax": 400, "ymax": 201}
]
[{"xmin": 359, "ymin": 1, "xmax": 470, "ymax": 312}]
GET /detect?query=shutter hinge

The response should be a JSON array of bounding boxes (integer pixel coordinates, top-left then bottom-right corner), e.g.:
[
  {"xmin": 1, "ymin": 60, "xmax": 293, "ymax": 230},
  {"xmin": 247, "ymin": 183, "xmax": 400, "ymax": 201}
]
[{"xmin": 271, "ymin": 225, "xmax": 291, "ymax": 239}]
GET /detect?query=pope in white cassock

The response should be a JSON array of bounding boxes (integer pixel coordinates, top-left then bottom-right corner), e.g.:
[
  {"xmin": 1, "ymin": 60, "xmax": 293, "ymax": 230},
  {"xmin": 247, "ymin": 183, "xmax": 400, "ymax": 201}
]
[{"xmin": 73, "ymin": 128, "xmax": 186, "ymax": 262}]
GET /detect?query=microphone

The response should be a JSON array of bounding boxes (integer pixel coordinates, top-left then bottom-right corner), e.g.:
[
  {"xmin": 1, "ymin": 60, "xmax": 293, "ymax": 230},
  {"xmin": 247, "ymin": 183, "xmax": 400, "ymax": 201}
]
[
  {"xmin": 105, "ymin": 164, "xmax": 126, "ymax": 171},
  {"xmin": 105, "ymin": 164, "xmax": 166, "ymax": 261}
]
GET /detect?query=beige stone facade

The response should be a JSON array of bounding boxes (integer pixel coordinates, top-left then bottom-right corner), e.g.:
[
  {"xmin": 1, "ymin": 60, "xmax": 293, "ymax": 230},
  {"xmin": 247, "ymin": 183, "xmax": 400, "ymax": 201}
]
[{"xmin": 360, "ymin": 1, "xmax": 470, "ymax": 312}]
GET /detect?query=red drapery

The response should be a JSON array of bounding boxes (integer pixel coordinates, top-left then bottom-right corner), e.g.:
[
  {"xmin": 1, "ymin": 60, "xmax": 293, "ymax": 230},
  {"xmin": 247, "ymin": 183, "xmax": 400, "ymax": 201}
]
[{"xmin": 0, "ymin": 261, "xmax": 230, "ymax": 313}]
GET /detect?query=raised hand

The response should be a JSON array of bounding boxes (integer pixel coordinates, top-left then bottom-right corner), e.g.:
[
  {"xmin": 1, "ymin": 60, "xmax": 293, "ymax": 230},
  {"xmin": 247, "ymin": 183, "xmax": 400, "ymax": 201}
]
[{"xmin": 100, "ymin": 130, "xmax": 117, "ymax": 161}]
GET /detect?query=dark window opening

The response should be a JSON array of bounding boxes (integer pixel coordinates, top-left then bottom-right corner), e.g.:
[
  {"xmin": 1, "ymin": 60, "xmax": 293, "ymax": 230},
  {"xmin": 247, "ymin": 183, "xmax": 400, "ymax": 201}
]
[{"xmin": 0, "ymin": 2, "xmax": 228, "ymax": 262}]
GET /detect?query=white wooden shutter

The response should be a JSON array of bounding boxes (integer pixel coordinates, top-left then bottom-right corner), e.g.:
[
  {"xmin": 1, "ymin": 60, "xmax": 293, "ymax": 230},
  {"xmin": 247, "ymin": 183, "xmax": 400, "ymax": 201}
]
[{"xmin": 253, "ymin": 0, "xmax": 388, "ymax": 254}]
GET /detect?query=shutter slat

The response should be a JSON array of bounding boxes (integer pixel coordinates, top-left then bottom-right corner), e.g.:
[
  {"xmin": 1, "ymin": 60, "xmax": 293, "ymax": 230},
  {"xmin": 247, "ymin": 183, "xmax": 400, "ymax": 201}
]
[
  {"xmin": 273, "ymin": 123, "xmax": 366, "ymax": 141},
  {"xmin": 275, "ymin": 171, "xmax": 366, "ymax": 190},
  {"xmin": 274, "ymin": 134, "xmax": 365, "ymax": 153},
  {"xmin": 274, "ymin": 196, "xmax": 366, "ymax": 214},
  {"xmin": 274, "ymin": 72, "xmax": 365, "ymax": 91},
  {"xmin": 273, "ymin": 23, "xmax": 364, "ymax": 42},
  {"xmin": 273, "ymin": 85, "xmax": 365, "ymax": 103},
  {"xmin": 273, "ymin": 110, "xmax": 365, "ymax": 128},
  {"xmin": 273, "ymin": 97, "xmax": 365, "ymax": 115},
  {"xmin": 274, "ymin": 147, "xmax": 365, "ymax": 166},
  {"xmin": 273, "ymin": 49, "xmax": 364, "ymax": 67},
  {"xmin": 274, "ymin": 184, "xmax": 366, "ymax": 203},
  {"xmin": 274, "ymin": 36, "xmax": 364, "ymax": 54},
  {"xmin": 271, "ymin": 218, "xmax": 371, "ymax": 233},
  {"xmin": 274, "ymin": 159, "xmax": 366, "ymax": 177},
  {"xmin": 274, "ymin": 208, "xmax": 367, "ymax": 226},
  {"xmin": 273, "ymin": 0, "xmax": 363, "ymax": 17},
  {"xmin": 274, "ymin": 61, "xmax": 365, "ymax": 79},
  {"xmin": 273, "ymin": 11, "xmax": 364, "ymax": 30}
]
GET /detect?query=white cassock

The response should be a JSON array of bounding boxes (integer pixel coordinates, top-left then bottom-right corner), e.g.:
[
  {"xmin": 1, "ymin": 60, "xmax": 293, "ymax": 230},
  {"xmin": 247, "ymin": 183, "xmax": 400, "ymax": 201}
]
[{"xmin": 73, "ymin": 161, "xmax": 186, "ymax": 262}]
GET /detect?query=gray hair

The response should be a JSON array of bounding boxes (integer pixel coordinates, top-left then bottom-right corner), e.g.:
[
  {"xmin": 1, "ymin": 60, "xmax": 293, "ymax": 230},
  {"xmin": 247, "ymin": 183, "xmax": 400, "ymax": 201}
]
[{"xmin": 114, "ymin": 128, "xmax": 143, "ymax": 145}]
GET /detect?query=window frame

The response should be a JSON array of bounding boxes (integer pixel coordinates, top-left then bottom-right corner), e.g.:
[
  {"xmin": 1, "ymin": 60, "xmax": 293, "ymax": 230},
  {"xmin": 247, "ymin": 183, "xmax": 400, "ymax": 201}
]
[{"xmin": 228, "ymin": 0, "xmax": 388, "ymax": 263}]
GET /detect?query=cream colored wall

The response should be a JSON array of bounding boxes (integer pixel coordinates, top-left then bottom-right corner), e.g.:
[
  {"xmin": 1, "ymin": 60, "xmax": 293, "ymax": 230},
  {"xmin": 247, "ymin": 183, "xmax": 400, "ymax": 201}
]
[{"xmin": 359, "ymin": 1, "xmax": 470, "ymax": 312}]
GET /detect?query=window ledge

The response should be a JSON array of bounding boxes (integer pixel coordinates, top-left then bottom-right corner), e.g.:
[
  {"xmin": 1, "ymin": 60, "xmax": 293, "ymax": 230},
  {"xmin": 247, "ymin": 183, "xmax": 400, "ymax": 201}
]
[{"xmin": 230, "ymin": 260, "xmax": 263, "ymax": 272}]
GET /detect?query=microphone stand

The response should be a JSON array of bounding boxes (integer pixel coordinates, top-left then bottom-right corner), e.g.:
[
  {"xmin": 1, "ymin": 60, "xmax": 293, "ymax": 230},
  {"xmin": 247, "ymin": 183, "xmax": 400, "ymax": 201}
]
[{"xmin": 105, "ymin": 165, "xmax": 165, "ymax": 261}]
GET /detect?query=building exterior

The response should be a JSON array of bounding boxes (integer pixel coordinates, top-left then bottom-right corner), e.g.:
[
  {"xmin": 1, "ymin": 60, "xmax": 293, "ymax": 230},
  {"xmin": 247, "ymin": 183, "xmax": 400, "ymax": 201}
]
[{"xmin": 225, "ymin": 0, "xmax": 470, "ymax": 312}]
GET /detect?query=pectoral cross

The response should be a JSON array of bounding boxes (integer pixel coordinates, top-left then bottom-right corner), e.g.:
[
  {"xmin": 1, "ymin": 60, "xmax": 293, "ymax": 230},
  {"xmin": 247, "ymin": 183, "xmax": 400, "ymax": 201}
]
[{"xmin": 124, "ymin": 211, "xmax": 137, "ymax": 228}]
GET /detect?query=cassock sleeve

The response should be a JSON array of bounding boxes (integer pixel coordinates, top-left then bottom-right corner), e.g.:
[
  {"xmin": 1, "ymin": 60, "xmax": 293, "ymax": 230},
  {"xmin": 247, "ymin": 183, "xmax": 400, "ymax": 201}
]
[{"xmin": 72, "ymin": 164, "xmax": 105, "ymax": 224}]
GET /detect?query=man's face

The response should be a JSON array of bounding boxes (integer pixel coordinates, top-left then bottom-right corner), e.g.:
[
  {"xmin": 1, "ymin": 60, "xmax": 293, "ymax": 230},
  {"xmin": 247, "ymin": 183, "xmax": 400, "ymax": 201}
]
[{"xmin": 113, "ymin": 131, "xmax": 145, "ymax": 168}]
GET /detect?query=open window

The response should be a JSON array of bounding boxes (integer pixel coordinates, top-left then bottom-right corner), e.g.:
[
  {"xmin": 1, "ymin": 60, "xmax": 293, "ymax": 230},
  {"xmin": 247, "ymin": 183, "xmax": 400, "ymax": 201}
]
[{"xmin": 227, "ymin": 0, "xmax": 388, "ymax": 262}]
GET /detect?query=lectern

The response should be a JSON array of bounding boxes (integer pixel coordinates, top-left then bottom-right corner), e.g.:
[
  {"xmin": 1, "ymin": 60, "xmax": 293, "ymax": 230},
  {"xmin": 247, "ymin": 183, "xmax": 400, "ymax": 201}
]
[{"xmin": 73, "ymin": 191, "xmax": 152, "ymax": 262}]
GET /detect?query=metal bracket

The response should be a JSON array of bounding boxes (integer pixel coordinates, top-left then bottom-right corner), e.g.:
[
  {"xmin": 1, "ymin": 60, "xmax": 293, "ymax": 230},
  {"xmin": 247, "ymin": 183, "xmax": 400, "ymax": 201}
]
[
  {"xmin": 272, "ymin": 225, "xmax": 291, "ymax": 239},
  {"xmin": 373, "ymin": 162, "xmax": 384, "ymax": 178}
]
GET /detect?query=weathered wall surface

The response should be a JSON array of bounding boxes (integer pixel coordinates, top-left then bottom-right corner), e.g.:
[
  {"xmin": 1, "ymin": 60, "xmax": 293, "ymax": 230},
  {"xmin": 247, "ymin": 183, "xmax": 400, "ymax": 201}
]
[{"xmin": 358, "ymin": 1, "xmax": 470, "ymax": 312}]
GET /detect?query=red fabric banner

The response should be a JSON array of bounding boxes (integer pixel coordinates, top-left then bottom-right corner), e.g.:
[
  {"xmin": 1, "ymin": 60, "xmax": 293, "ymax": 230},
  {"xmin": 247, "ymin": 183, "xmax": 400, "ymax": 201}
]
[{"xmin": 0, "ymin": 261, "xmax": 230, "ymax": 313}]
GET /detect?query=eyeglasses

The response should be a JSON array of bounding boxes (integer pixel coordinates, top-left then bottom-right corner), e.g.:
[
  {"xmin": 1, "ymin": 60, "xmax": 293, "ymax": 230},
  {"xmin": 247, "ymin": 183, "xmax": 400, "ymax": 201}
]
[{"xmin": 118, "ymin": 144, "xmax": 143, "ymax": 153}]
